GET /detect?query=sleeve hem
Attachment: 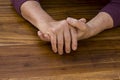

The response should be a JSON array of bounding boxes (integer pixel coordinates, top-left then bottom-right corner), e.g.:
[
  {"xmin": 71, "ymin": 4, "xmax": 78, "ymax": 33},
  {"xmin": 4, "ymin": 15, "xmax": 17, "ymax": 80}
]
[{"xmin": 11, "ymin": 0, "xmax": 40, "ymax": 15}]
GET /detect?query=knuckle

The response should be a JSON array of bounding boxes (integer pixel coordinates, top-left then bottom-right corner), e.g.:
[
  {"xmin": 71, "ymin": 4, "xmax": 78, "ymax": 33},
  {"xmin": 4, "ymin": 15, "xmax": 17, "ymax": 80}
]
[
  {"xmin": 65, "ymin": 37, "xmax": 71, "ymax": 43},
  {"xmin": 65, "ymin": 40, "xmax": 70, "ymax": 44},
  {"xmin": 51, "ymin": 28, "xmax": 56, "ymax": 34},
  {"xmin": 73, "ymin": 37, "xmax": 77, "ymax": 41},
  {"xmin": 61, "ymin": 20, "xmax": 68, "ymax": 26},
  {"xmin": 72, "ymin": 40, "xmax": 77, "ymax": 44},
  {"xmin": 58, "ymin": 42, "xmax": 63, "ymax": 46}
]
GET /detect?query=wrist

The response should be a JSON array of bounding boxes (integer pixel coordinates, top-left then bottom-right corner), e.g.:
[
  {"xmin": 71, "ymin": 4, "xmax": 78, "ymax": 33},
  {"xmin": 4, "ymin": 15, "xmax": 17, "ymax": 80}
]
[
  {"xmin": 36, "ymin": 19, "xmax": 56, "ymax": 30},
  {"xmin": 86, "ymin": 21, "xmax": 105, "ymax": 37},
  {"xmin": 77, "ymin": 21, "xmax": 105, "ymax": 40},
  {"xmin": 21, "ymin": 0, "xmax": 55, "ymax": 30},
  {"xmin": 85, "ymin": 12, "xmax": 114, "ymax": 38}
]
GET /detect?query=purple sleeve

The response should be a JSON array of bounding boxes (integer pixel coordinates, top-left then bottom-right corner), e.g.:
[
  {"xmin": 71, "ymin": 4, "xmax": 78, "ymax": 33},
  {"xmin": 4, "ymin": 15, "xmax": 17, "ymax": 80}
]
[
  {"xmin": 11, "ymin": 0, "xmax": 40, "ymax": 15},
  {"xmin": 101, "ymin": 0, "xmax": 120, "ymax": 27}
]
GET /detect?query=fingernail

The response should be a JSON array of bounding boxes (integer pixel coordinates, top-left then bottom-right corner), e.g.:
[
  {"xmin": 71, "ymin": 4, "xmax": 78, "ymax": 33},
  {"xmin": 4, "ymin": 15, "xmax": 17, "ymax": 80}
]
[
  {"xmin": 73, "ymin": 46, "xmax": 77, "ymax": 51},
  {"xmin": 59, "ymin": 51, "xmax": 63, "ymax": 55},
  {"xmin": 66, "ymin": 50, "xmax": 70, "ymax": 53},
  {"xmin": 73, "ymin": 45, "xmax": 77, "ymax": 51}
]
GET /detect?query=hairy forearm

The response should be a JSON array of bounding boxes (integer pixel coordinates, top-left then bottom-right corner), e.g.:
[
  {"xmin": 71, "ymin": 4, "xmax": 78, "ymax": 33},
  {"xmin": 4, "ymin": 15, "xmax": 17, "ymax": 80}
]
[
  {"xmin": 86, "ymin": 12, "xmax": 114, "ymax": 37},
  {"xmin": 21, "ymin": 1, "xmax": 54, "ymax": 30}
]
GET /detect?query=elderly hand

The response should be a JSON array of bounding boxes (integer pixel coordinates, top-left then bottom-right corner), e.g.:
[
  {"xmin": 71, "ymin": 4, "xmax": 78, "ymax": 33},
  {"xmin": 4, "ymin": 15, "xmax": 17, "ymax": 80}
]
[
  {"xmin": 66, "ymin": 17, "xmax": 95, "ymax": 40},
  {"xmin": 38, "ymin": 20, "xmax": 78, "ymax": 55}
]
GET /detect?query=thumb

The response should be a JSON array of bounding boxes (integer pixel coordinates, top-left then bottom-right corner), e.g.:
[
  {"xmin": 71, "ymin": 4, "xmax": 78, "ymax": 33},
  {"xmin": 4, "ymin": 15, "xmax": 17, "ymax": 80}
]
[
  {"xmin": 37, "ymin": 31, "xmax": 50, "ymax": 41},
  {"xmin": 67, "ymin": 17, "xmax": 87, "ymax": 31},
  {"xmin": 79, "ymin": 18, "xmax": 87, "ymax": 23}
]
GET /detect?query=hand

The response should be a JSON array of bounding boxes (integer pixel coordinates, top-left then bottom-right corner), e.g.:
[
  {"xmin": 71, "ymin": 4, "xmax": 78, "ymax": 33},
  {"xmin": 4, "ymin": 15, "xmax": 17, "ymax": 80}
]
[
  {"xmin": 67, "ymin": 17, "xmax": 94, "ymax": 40},
  {"xmin": 38, "ymin": 20, "xmax": 78, "ymax": 55},
  {"xmin": 67, "ymin": 12, "xmax": 114, "ymax": 40}
]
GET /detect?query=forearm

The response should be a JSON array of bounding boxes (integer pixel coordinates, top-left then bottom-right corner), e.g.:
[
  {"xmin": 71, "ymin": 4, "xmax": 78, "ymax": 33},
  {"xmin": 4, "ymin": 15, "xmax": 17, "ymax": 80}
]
[
  {"xmin": 21, "ymin": 1, "xmax": 54, "ymax": 30},
  {"xmin": 82, "ymin": 0, "xmax": 120, "ymax": 39},
  {"xmin": 86, "ymin": 12, "xmax": 113, "ymax": 37}
]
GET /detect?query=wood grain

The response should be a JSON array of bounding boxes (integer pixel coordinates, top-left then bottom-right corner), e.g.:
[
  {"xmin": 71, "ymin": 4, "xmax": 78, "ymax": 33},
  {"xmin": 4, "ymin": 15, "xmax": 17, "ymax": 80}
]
[{"xmin": 0, "ymin": 0, "xmax": 120, "ymax": 80}]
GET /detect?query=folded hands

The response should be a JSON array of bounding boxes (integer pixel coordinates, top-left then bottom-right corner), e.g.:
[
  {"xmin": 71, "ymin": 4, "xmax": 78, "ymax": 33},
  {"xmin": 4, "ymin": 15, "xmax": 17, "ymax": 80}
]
[{"xmin": 37, "ymin": 17, "xmax": 93, "ymax": 55}]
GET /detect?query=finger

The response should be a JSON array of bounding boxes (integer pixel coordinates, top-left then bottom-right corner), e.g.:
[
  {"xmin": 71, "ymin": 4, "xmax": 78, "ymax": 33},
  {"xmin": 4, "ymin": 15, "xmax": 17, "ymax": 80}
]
[
  {"xmin": 57, "ymin": 31, "xmax": 64, "ymax": 55},
  {"xmin": 49, "ymin": 32, "xmax": 57, "ymax": 53},
  {"xmin": 64, "ymin": 26, "xmax": 71, "ymax": 54},
  {"xmin": 43, "ymin": 34, "xmax": 51, "ymax": 41},
  {"xmin": 70, "ymin": 27, "xmax": 77, "ymax": 51},
  {"xmin": 37, "ymin": 31, "xmax": 49, "ymax": 41},
  {"xmin": 67, "ymin": 17, "xmax": 87, "ymax": 31},
  {"xmin": 79, "ymin": 18, "xmax": 87, "ymax": 23}
]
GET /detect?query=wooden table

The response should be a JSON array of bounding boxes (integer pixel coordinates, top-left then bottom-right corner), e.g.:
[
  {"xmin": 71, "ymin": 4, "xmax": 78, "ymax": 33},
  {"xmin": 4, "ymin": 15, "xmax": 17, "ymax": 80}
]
[{"xmin": 0, "ymin": 0, "xmax": 120, "ymax": 80}]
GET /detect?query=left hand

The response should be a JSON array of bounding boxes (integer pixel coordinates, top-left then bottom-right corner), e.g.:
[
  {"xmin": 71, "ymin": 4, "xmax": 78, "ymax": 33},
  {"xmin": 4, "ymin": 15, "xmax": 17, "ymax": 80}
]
[{"xmin": 66, "ymin": 17, "xmax": 94, "ymax": 40}]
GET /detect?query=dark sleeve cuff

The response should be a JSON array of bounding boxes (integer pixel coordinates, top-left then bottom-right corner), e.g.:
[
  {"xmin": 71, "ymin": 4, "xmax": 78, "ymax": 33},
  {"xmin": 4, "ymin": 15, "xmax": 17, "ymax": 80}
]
[
  {"xmin": 11, "ymin": 0, "xmax": 40, "ymax": 15},
  {"xmin": 100, "ymin": 1, "xmax": 120, "ymax": 27}
]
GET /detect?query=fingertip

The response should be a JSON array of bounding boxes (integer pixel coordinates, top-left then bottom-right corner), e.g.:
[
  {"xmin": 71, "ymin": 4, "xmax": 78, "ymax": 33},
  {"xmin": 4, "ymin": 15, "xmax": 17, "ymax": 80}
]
[
  {"xmin": 59, "ymin": 52, "xmax": 63, "ymax": 55},
  {"xmin": 37, "ymin": 31, "xmax": 42, "ymax": 36},
  {"xmin": 52, "ymin": 45, "xmax": 57, "ymax": 53},
  {"xmin": 66, "ymin": 17, "xmax": 71, "ymax": 21},
  {"xmin": 72, "ymin": 45, "xmax": 77, "ymax": 51},
  {"xmin": 58, "ymin": 49, "xmax": 64, "ymax": 55},
  {"xmin": 79, "ymin": 18, "xmax": 87, "ymax": 23},
  {"xmin": 54, "ymin": 49, "xmax": 58, "ymax": 53},
  {"xmin": 67, "ymin": 17, "xmax": 73, "ymax": 21},
  {"xmin": 51, "ymin": 44, "xmax": 57, "ymax": 54},
  {"xmin": 66, "ymin": 50, "xmax": 71, "ymax": 54},
  {"xmin": 72, "ymin": 40, "xmax": 78, "ymax": 51},
  {"xmin": 66, "ymin": 17, "xmax": 73, "ymax": 22},
  {"xmin": 65, "ymin": 47, "xmax": 71, "ymax": 54},
  {"xmin": 50, "ymin": 34, "xmax": 57, "ymax": 54},
  {"xmin": 67, "ymin": 17, "xmax": 79, "ymax": 28}
]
